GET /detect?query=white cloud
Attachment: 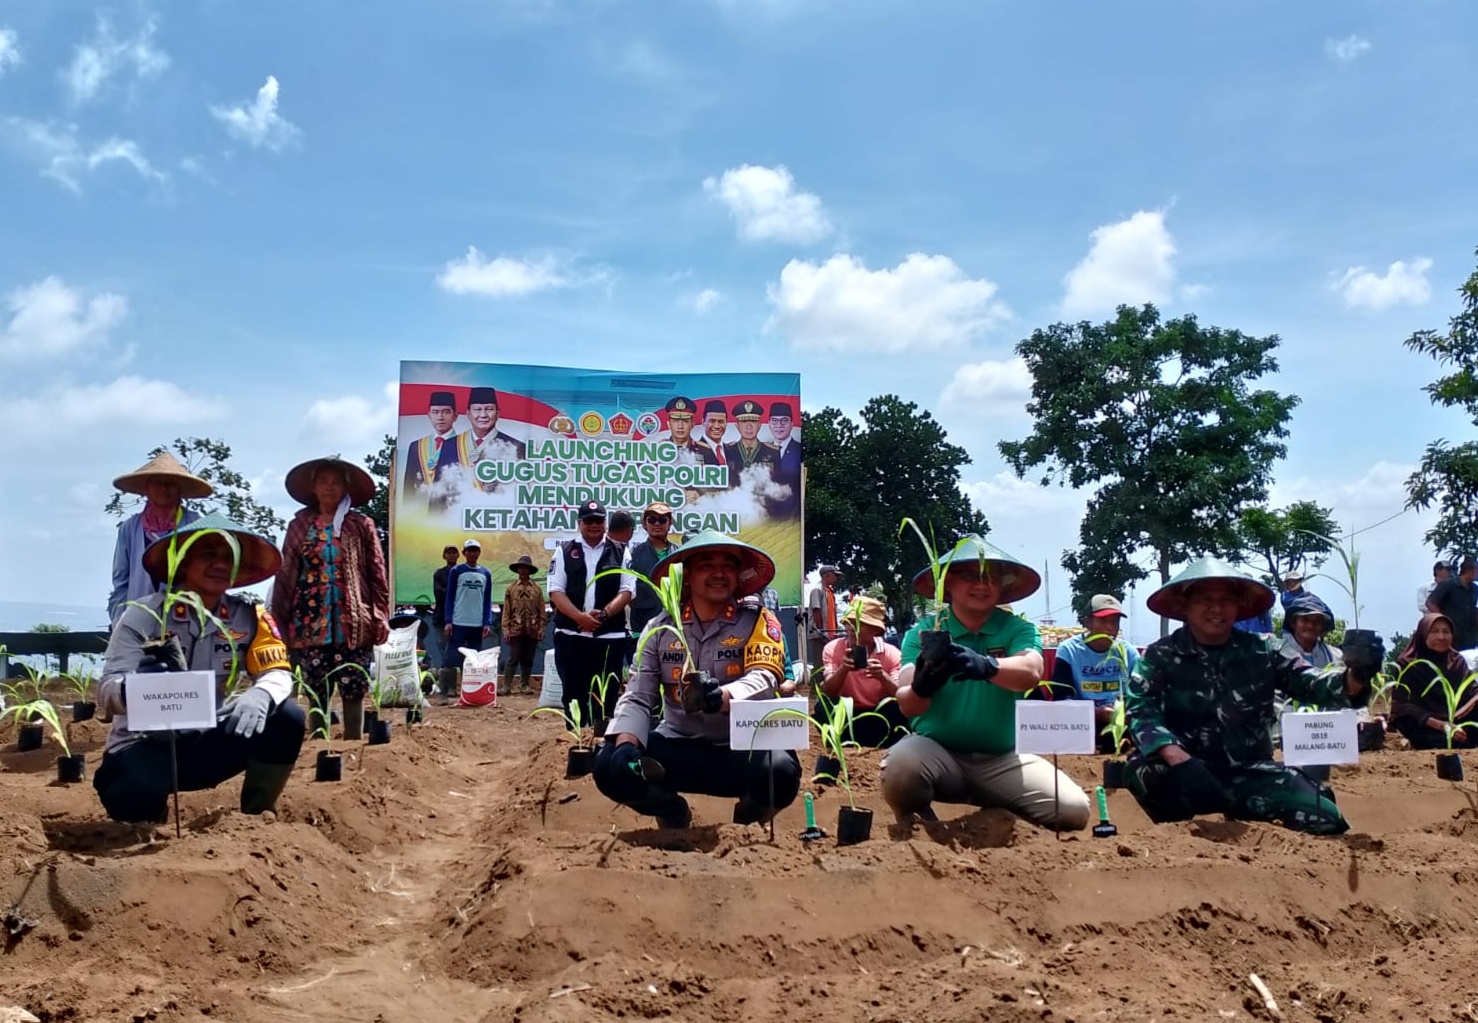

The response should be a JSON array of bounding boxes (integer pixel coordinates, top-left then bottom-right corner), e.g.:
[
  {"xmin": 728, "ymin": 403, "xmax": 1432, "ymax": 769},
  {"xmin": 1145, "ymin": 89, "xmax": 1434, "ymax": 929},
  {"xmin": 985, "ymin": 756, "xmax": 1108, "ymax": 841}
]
[
  {"xmin": 1061, "ymin": 210, "xmax": 1178, "ymax": 317},
  {"xmin": 211, "ymin": 76, "xmax": 301, "ymax": 151},
  {"xmin": 689, "ymin": 288, "xmax": 724, "ymax": 314},
  {"xmin": 302, "ymin": 381, "xmax": 398, "ymax": 447},
  {"xmin": 961, "ymin": 472, "xmax": 1090, "ymax": 520},
  {"xmin": 3, "ymin": 117, "xmax": 165, "ymax": 190},
  {"xmin": 619, "ymin": 40, "xmax": 679, "ymax": 83},
  {"xmin": 1336, "ymin": 257, "xmax": 1433, "ymax": 310},
  {"xmin": 940, "ymin": 357, "xmax": 1032, "ymax": 413},
  {"xmin": 64, "ymin": 16, "xmax": 169, "ymax": 104},
  {"xmin": 703, "ymin": 164, "xmax": 833, "ymax": 244},
  {"xmin": 436, "ymin": 247, "xmax": 610, "ymax": 297},
  {"xmin": 0, "ymin": 276, "xmax": 128, "ymax": 361},
  {"xmin": 0, "ymin": 27, "xmax": 20, "ymax": 76},
  {"xmin": 765, "ymin": 252, "xmax": 1009, "ymax": 352},
  {"xmin": 0, "ymin": 376, "xmax": 221, "ymax": 432},
  {"xmin": 1325, "ymin": 35, "xmax": 1372, "ymax": 62}
]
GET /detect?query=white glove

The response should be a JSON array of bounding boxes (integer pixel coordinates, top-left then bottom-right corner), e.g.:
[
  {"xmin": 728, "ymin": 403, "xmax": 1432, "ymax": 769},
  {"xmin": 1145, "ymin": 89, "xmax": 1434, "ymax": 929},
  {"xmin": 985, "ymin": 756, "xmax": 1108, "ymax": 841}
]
[{"xmin": 222, "ymin": 687, "xmax": 274, "ymax": 738}]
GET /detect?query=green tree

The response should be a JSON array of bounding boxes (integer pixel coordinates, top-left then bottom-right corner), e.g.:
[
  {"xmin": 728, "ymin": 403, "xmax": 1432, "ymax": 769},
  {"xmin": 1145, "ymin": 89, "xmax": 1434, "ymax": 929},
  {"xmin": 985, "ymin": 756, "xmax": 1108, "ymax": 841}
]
[
  {"xmin": 1404, "ymin": 247, "xmax": 1478, "ymax": 556},
  {"xmin": 1000, "ymin": 304, "xmax": 1299, "ymax": 633},
  {"xmin": 805, "ymin": 395, "xmax": 987, "ymax": 630},
  {"xmin": 1236, "ymin": 500, "xmax": 1339, "ymax": 585},
  {"xmin": 105, "ymin": 437, "xmax": 286, "ymax": 538},
  {"xmin": 30, "ymin": 623, "xmax": 70, "ymax": 633},
  {"xmin": 364, "ymin": 433, "xmax": 395, "ymax": 558}
]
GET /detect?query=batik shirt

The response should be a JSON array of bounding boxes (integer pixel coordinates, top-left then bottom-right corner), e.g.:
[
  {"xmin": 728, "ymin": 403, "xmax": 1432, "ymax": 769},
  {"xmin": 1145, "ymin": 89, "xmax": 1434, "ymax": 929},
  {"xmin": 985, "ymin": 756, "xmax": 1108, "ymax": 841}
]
[{"xmin": 290, "ymin": 523, "xmax": 343, "ymax": 648}]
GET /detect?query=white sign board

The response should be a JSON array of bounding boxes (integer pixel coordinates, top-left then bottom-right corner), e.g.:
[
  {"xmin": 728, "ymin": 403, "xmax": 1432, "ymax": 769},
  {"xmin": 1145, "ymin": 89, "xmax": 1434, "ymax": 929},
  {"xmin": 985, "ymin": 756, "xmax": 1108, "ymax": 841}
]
[
  {"xmin": 126, "ymin": 670, "xmax": 218, "ymax": 732},
  {"xmin": 1015, "ymin": 699, "xmax": 1097, "ymax": 755},
  {"xmin": 731, "ymin": 697, "xmax": 812, "ymax": 751},
  {"xmin": 1280, "ymin": 709, "xmax": 1359, "ymax": 766}
]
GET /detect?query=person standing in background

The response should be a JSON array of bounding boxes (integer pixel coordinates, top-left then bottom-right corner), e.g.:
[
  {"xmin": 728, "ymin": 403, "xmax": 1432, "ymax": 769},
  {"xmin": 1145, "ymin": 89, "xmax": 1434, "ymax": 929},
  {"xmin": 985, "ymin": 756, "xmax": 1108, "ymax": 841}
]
[
  {"xmin": 501, "ymin": 555, "xmax": 548, "ymax": 696},
  {"xmin": 442, "ymin": 539, "xmax": 493, "ymax": 703},
  {"xmin": 431, "ymin": 545, "xmax": 460, "ymax": 687},
  {"xmin": 272, "ymin": 457, "xmax": 390, "ymax": 740},
  {"xmin": 108, "ymin": 452, "xmax": 210, "ymax": 625},
  {"xmin": 627, "ymin": 502, "xmax": 683, "ymax": 666}
]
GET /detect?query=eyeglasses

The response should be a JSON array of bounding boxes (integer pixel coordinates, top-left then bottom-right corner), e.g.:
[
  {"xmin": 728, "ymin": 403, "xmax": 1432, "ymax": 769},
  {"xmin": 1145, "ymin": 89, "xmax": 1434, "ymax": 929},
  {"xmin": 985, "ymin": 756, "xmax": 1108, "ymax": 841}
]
[{"xmin": 645, "ymin": 515, "xmax": 671, "ymax": 524}]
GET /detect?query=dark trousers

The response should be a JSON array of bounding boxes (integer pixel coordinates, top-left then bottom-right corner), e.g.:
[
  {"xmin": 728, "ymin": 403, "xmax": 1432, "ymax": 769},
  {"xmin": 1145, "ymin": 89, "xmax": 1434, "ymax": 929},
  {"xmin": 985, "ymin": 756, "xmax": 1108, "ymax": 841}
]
[
  {"xmin": 94, "ymin": 701, "xmax": 306, "ymax": 823},
  {"xmin": 812, "ymin": 694, "xmax": 910, "ymax": 748},
  {"xmin": 503, "ymin": 635, "xmax": 539, "ymax": 686},
  {"xmin": 1126, "ymin": 754, "xmax": 1348, "ymax": 836},
  {"xmin": 553, "ymin": 633, "xmax": 624, "ymax": 727},
  {"xmin": 593, "ymin": 733, "xmax": 801, "ymax": 821},
  {"xmin": 445, "ymin": 625, "xmax": 485, "ymax": 671}
]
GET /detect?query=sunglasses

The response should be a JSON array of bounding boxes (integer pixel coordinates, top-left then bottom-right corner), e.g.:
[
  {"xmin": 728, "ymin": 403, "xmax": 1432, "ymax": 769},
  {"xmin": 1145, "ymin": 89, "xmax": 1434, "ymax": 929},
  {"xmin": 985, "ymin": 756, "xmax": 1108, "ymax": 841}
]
[{"xmin": 645, "ymin": 515, "xmax": 671, "ymax": 524}]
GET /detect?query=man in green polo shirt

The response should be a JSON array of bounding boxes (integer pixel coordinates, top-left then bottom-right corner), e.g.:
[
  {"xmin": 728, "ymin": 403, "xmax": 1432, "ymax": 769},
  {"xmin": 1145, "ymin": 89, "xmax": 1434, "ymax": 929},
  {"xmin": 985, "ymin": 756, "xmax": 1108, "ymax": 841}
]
[{"xmin": 881, "ymin": 537, "xmax": 1091, "ymax": 831}]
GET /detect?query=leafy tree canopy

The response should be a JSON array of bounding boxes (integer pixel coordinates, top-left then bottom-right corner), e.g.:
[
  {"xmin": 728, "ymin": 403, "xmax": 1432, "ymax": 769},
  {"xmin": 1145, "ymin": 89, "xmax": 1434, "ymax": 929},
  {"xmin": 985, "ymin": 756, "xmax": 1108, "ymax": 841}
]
[
  {"xmin": 999, "ymin": 304, "xmax": 1298, "ymax": 631},
  {"xmin": 1236, "ymin": 500, "xmax": 1339, "ymax": 585},
  {"xmin": 1404, "ymin": 246, "xmax": 1478, "ymax": 556},
  {"xmin": 364, "ymin": 433, "xmax": 395, "ymax": 558},
  {"xmin": 805, "ymin": 395, "xmax": 987, "ymax": 630}
]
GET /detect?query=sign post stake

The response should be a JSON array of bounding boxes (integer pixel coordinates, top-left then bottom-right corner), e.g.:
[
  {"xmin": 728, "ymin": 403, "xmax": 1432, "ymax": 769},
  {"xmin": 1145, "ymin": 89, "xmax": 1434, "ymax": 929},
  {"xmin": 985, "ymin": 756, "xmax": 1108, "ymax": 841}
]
[
  {"xmin": 1052, "ymin": 753, "xmax": 1062, "ymax": 843},
  {"xmin": 168, "ymin": 727, "xmax": 182, "ymax": 838}
]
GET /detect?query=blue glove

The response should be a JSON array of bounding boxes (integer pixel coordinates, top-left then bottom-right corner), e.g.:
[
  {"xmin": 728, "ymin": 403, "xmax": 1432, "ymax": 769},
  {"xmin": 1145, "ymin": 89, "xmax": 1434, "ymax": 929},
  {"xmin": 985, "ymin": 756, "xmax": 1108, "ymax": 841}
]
[
  {"xmin": 942, "ymin": 643, "xmax": 999, "ymax": 682},
  {"xmin": 222, "ymin": 687, "xmax": 274, "ymax": 738}
]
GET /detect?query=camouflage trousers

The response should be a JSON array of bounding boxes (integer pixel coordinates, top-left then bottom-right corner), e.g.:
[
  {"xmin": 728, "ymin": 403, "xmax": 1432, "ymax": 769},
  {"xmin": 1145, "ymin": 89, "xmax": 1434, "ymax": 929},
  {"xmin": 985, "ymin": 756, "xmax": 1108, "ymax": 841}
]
[{"xmin": 1126, "ymin": 755, "xmax": 1349, "ymax": 836}]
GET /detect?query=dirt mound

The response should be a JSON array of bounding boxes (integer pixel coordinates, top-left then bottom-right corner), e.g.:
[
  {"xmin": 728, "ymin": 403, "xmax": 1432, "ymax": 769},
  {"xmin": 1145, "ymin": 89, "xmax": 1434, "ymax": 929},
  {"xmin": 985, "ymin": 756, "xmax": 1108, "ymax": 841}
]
[{"xmin": 6, "ymin": 695, "xmax": 1478, "ymax": 1022}]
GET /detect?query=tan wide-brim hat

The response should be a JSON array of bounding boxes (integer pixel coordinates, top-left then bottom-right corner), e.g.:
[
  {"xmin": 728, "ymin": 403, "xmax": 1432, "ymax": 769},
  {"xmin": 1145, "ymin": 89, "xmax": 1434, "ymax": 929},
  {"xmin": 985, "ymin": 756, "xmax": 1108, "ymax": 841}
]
[
  {"xmin": 142, "ymin": 512, "xmax": 282, "ymax": 588},
  {"xmin": 113, "ymin": 451, "xmax": 213, "ymax": 500},
  {"xmin": 1146, "ymin": 557, "xmax": 1276, "ymax": 622},
  {"xmin": 848, "ymin": 596, "xmax": 887, "ymax": 630},
  {"xmin": 285, "ymin": 456, "xmax": 376, "ymax": 507}
]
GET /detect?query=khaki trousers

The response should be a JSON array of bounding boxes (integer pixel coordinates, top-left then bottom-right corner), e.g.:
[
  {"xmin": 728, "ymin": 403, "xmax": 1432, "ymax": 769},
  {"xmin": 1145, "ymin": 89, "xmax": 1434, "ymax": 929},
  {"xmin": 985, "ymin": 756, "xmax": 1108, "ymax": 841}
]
[{"xmin": 880, "ymin": 734, "xmax": 1091, "ymax": 831}]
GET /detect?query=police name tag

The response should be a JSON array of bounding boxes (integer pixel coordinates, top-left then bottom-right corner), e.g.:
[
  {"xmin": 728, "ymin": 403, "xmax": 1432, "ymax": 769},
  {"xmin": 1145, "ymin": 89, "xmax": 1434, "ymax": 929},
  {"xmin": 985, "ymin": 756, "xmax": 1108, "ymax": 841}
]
[
  {"xmin": 730, "ymin": 697, "xmax": 811, "ymax": 751},
  {"xmin": 1280, "ymin": 710, "xmax": 1359, "ymax": 766},
  {"xmin": 1015, "ymin": 699, "xmax": 1097, "ymax": 755},
  {"xmin": 126, "ymin": 670, "xmax": 218, "ymax": 731}
]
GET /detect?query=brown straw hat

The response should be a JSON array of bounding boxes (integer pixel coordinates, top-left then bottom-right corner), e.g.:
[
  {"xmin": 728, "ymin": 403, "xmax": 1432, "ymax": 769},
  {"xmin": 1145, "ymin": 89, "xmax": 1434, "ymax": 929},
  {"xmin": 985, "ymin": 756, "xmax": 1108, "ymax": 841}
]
[
  {"xmin": 113, "ymin": 451, "xmax": 214, "ymax": 500},
  {"xmin": 285, "ymin": 456, "xmax": 376, "ymax": 507}
]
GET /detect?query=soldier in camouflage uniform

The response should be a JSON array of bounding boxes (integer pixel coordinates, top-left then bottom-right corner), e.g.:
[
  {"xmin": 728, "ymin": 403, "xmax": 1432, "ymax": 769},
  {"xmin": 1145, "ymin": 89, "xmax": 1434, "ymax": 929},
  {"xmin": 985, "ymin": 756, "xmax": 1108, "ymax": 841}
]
[
  {"xmin": 1125, "ymin": 558, "xmax": 1384, "ymax": 836},
  {"xmin": 595, "ymin": 530, "xmax": 795, "ymax": 829}
]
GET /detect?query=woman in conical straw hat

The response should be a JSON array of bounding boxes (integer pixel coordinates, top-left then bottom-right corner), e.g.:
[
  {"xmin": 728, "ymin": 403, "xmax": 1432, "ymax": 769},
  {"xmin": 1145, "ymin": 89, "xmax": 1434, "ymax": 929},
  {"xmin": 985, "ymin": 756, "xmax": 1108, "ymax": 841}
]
[
  {"xmin": 108, "ymin": 450, "xmax": 213, "ymax": 625},
  {"xmin": 270, "ymin": 456, "xmax": 389, "ymax": 741}
]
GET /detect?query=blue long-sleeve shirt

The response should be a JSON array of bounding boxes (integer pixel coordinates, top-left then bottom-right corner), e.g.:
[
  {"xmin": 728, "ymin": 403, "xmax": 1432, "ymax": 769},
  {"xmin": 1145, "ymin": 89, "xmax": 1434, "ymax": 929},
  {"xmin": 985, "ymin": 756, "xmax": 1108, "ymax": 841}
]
[{"xmin": 446, "ymin": 563, "xmax": 493, "ymax": 628}]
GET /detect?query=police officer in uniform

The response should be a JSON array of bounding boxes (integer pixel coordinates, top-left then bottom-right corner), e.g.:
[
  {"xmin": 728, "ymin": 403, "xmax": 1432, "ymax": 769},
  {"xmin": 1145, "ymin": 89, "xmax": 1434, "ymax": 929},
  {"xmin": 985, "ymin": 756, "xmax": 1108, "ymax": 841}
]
[
  {"xmin": 95, "ymin": 514, "xmax": 305, "ymax": 822},
  {"xmin": 722, "ymin": 399, "xmax": 777, "ymax": 491},
  {"xmin": 663, "ymin": 396, "xmax": 704, "ymax": 459},
  {"xmin": 595, "ymin": 530, "xmax": 798, "ymax": 829},
  {"xmin": 547, "ymin": 500, "xmax": 637, "ymax": 727}
]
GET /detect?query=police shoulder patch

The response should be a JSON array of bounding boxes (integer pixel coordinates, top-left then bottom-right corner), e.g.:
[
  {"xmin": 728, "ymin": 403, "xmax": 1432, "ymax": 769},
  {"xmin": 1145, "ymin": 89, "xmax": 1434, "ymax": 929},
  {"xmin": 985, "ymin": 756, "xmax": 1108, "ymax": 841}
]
[
  {"xmin": 258, "ymin": 606, "xmax": 284, "ymax": 641},
  {"xmin": 762, "ymin": 609, "xmax": 782, "ymax": 643}
]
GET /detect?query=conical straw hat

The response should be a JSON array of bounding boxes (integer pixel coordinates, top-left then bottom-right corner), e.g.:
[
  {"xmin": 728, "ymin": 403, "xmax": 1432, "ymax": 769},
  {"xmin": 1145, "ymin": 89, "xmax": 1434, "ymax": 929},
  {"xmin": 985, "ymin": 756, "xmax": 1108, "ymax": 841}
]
[{"xmin": 113, "ymin": 451, "xmax": 214, "ymax": 499}]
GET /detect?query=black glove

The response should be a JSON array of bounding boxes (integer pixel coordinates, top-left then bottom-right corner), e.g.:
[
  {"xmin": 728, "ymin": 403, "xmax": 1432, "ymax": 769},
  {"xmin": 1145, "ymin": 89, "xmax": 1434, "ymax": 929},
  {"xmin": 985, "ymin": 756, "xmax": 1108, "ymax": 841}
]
[
  {"xmin": 910, "ymin": 656, "xmax": 951, "ymax": 699},
  {"xmin": 680, "ymin": 671, "xmax": 724, "ymax": 714},
  {"xmin": 1171, "ymin": 758, "xmax": 1231, "ymax": 816},
  {"xmin": 942, "ymin": 643, "xmax": 999, "ymax": 682},
  {"xmin": 139, "ymin": 636, "xmax": 188, "ymax": 673}
]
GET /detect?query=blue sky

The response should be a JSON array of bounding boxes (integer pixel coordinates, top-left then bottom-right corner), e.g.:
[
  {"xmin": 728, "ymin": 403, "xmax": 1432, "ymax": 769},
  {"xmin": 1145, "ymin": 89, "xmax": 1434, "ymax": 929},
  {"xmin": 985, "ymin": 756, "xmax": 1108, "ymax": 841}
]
[{"xmin": 1, "ymin": 0, "xmax": 1475, "ymax": 643}]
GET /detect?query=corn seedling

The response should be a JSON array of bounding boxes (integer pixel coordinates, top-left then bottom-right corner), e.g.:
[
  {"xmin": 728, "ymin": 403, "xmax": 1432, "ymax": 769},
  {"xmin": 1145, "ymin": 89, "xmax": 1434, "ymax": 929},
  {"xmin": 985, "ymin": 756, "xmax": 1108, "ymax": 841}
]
[
  {"xmin": 897, "ymin": 518, "xmax": 989, "ymax": 630},
  {"xmin": 1366, "ymin": 672, "xmax": 1405, "ymax": 718},
  {"xmin": 64, "ymin": 664, "xmax": 97, "ymax": 703},
  {"xmin": 298, "ymin": 676, "xmax": 335, "ymax": 749},
  {"xmin": 123, "ymin": 521, "xmax": 246, "ymax": 689},
  {"xmin": 1100, "ymin": 697, "xmax": 1131, "ymax": 760},
  {"xmin": 756, "ymin": 699, "xmax": 889, "ymax": 810},
  {"xmin": 531, "ymin": 700, "xmax": 590, "ymax": 749},
  {"xmin": 1299, "ymin": 529, "xmax": 1364, "ymax": 630},
  {"xmin": 4, "ymin": 699, "xmax": 70, "ymax": 758},
  {"xmin": 595, "ymin": 563, "xmax": 694, "ymax": 674},
  {"xmin": 590, "ymin": 670, "xmax": 621, "ymax": 718}
]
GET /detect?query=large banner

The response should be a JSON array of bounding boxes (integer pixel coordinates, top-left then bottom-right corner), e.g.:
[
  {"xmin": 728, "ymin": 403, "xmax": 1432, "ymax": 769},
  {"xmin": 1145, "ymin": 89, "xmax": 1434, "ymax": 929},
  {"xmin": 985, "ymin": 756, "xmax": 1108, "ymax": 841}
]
[{"xmin": 393, "ymin": 361, "xmax": 803, "ymax": 607}]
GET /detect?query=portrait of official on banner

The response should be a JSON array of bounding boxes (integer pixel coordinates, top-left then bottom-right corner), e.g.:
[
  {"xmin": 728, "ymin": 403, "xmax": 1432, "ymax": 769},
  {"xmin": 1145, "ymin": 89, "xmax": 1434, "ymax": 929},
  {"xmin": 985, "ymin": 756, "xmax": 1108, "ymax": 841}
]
[{"xmin": 392, "ymin": 361, "xmax": 803, "ymax": 607}]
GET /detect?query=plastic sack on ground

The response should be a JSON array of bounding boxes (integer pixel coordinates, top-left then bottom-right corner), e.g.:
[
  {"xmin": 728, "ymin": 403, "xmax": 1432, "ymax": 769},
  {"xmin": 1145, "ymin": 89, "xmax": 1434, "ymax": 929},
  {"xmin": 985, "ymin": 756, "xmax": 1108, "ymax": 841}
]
[
  {"xmin": 372, "ymin": 621, "xmax": 421, "ymax": 708},
  {"xmin": 536, "ymin": 649, "xmax": 564, "ymax": 709},
  {"xmin": 459, "ymin": 646, "xmax": 499, "ymax": 707}
]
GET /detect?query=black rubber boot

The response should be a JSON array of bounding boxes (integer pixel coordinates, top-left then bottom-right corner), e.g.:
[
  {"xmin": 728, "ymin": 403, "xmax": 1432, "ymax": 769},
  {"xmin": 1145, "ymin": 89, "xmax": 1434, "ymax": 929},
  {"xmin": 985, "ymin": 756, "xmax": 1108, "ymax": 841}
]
[
  {"xmin": 240, "ymin": 760, "xmax": 295, "ymax": 815},
  {"xmin": 341, "ymin": 698, "xmax": 365, "ymax": 741}
]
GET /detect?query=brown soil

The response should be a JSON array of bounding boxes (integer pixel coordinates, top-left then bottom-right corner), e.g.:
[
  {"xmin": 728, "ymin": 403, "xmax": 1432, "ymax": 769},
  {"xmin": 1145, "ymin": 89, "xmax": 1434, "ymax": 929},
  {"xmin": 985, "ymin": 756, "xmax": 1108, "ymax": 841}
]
[{"xmin": 5, "ymin": 696, "xmax": 1478, "ymax": 1022}]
